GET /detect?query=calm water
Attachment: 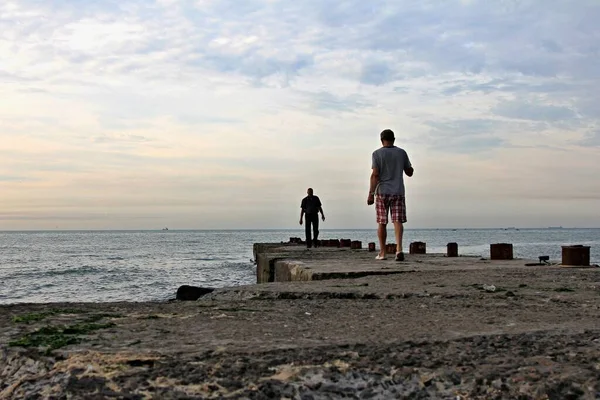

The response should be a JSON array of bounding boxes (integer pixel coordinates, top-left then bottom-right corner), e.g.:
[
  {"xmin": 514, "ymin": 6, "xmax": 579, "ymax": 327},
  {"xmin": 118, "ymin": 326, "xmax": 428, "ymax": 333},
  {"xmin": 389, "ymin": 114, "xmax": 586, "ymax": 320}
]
[{"xmin": 1, "ymin": 229, "xmax": 598, "ymax": 304}]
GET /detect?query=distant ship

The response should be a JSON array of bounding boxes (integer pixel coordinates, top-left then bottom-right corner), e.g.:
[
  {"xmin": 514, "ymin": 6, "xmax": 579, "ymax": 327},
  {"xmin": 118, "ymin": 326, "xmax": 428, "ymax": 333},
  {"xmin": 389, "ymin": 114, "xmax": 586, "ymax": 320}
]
[
  {"xmin": 547, "ymin": 226, "xmax": 563, "ymax": 229},
  {"xmin": 162, "ymin": 227, "xmax": 169, "ymax": 231}
]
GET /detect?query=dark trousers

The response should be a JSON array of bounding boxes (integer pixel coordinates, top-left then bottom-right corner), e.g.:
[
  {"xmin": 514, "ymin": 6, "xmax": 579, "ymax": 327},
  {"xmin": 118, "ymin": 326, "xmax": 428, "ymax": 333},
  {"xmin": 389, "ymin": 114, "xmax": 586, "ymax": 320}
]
[{"xmin": 305, "ymin": 213, "xmax": 319, "ymax": 247}]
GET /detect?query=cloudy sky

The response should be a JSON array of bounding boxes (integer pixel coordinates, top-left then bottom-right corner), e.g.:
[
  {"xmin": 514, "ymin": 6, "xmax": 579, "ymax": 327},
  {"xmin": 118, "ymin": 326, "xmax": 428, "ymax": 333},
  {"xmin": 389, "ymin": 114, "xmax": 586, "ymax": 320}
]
[{"xmin": 1, "ymin": 0, "xmax": 599, "ymax": 230}]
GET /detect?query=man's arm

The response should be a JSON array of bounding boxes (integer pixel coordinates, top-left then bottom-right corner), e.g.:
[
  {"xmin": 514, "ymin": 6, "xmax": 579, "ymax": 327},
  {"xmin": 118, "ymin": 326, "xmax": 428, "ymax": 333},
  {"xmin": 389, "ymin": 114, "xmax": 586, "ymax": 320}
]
[
  {"xmin": 316, "ymin": 197, "xmax": 325, "ymax": 220},
  {"xmin": 367, "ymin": 167, "xmax": 379, "ymax": 205},
  {"xmin": 404, "ymin": 151, "xmax": 414, "ymax": 177},
  {"xmin": 299, "ymin": 198, "xmax": 305, "ymax": 225}
]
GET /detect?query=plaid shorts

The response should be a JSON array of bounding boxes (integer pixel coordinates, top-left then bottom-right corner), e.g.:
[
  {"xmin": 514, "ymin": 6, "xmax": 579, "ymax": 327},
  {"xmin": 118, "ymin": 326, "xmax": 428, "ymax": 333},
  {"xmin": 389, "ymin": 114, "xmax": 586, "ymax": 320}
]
[{"xmin": 375, "ymin": 194, "xmax": 407, "ymax": 224}]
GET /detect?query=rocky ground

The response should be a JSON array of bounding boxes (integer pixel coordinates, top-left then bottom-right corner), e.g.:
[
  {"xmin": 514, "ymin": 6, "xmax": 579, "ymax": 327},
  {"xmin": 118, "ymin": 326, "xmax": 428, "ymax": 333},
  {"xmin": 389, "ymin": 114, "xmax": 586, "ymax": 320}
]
[{"xmin": 1, "ymin": 249, "xmax": 600, "ymax": 399}]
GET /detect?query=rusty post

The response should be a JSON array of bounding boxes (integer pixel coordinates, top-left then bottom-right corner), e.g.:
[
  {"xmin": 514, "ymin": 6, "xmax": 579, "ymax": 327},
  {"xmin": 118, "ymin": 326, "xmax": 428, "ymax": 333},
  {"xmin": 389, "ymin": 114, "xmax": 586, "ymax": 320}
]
[
  {"xmin": 447, "ymin": 242, "xmax": 458, "ymax": 257},
  {"xmin": 340, "ymin": 239, "xmax": 352, "ymax": 248},
  {"xmin": 409, "ymin": 241, "xmax": 426, "ymax": 254},
  {"xmin": 351, "ymin": 241, "xmax": 362, "ymax": 250},
  {"xmin": 386, "ymin": 243, "xmax": 397, "ymax": 254},
  {"xmin": 562, "ymin": 245, "xmax": 590, "ymax": 266},
  {"xmin": 490, "ymin": 243, "xmax": 513, "ymax": 260},
  {"xmin": 368, "ymin": 242, "xmax": 376, "ymax": 252}
]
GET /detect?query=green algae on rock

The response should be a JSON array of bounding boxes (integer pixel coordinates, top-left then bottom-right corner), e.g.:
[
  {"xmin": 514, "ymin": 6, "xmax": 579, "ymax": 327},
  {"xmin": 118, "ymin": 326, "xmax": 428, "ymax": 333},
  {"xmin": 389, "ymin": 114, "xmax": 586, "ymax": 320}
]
[{"xmin": 9, "ymin": 321, "xmax": 116, "ymax": 353}]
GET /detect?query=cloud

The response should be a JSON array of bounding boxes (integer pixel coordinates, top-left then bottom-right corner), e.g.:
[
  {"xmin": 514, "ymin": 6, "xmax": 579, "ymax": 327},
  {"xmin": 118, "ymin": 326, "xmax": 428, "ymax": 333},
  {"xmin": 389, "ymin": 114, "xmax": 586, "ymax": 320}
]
[
  {"xmin": 1, "ymin": 0, "xmax": 599, "ymax": 229},
  {"xmin": 421, "ymin": 119, "xmax": 508, "ymax": 153},
  {"xmin": 93, "ymin": 134, "xmax": 152, "ymax": 144},
  {"xmin": 0, "ymin": 175, "xmax": 32, "ymax": 182},
  {"xmin": 493, "ymin": 100, "xmax": 577, "ymax": 122},
  {"xmin": 441, "ymin": 136, "xmax": 506, "ymax": 153},
  {"xmin": 440, "ymin": 78, "xmax": 578, "ymax": 97},
  {"xmin": 309, "ymin": 92, "xmax": 368, "ymax": 112},
  {"xmin": 359, "ymin": 62, "xmax": 397, "ymax": 86},
  {"xmin": 579, "ymin": 129, "xmax": 600, "ymax": 147},
  {"xmin": 426, "ymin": 119, "xmax": 503, "ymax": 135}
]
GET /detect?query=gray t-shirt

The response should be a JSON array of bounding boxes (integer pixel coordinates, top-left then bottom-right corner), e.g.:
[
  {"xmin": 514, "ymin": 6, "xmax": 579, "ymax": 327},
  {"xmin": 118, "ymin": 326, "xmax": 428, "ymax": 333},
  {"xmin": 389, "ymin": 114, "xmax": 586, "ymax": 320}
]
[{"xmin": 371, "ymin": 146, "xmax": 412, "ymax": 196}]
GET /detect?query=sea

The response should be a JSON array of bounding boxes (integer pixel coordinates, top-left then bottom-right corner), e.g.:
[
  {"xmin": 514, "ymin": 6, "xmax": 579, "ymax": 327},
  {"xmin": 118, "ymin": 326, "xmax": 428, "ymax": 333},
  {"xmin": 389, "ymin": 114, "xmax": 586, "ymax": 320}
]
[{"xmin": 0, "ymin": 229, "xmax": 599, "ymax": 305}]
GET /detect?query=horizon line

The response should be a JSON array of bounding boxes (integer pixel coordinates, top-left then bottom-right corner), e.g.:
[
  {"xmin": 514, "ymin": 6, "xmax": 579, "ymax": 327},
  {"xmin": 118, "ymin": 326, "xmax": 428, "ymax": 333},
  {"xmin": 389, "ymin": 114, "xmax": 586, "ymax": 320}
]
[{"xmin": 0, "ymin": 227, "xmax": 597, "ymax": 232}]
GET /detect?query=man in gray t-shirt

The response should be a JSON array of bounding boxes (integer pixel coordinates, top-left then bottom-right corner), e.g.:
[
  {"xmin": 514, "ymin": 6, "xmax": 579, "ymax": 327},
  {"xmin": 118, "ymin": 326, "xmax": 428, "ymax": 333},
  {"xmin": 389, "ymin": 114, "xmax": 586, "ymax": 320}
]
[{"xmin": 367, "ymin": 129, "xmax": 414, "ymax": 261}]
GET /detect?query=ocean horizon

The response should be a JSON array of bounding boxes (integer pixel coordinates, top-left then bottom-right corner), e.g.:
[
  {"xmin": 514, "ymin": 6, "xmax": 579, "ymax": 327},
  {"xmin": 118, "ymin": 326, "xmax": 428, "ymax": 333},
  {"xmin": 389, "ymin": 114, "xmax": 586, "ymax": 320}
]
[
  {"xmin": 1, "ymin": 228, "xmax": 598, "ymax": 304},
  {"xmin": 2, "ymin": 226, "xmax": 598, "ymax": 231}
]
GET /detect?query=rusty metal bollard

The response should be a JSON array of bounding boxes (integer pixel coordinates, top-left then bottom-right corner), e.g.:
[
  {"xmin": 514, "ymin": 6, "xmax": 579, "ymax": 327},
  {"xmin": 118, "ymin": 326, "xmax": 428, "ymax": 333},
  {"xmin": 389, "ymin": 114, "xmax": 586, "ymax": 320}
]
[
  {"xmin": 386, "ymin": 243, "xmax": 397, "ymax": 254},
  {"xmin": 368, "ymin": 242, "xmax": 376, "ymax": 252},
  {"xmin": 490, "ymin": 243, "xmax": 513, "ymax": 260},
  {"xmin": 562, "ymin": 245, "xmax": 590, "ymax": 266},
  {"xmin": 351, "ymin": 241, "xmax": 362, "ymax": 249},
  {"xmin": 447, "ymin": 242, "xmax": 458, "ymax": 257},
  {"xmin": 340, "ymin": 239, "xmax": 352, "ymax": 247},
  {"xmin": 409, "ymin": 241, "xmax": 426, "ymax": 254}
]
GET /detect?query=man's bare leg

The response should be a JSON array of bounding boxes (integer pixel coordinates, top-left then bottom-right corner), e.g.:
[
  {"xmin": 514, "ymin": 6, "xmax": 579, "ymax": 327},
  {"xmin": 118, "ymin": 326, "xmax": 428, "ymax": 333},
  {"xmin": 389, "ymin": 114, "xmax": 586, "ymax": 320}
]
[
  {"xmin": 377, "ymin": 223, "xmax": 387, "ymax": 257},
  {"xmin": 393, "ymin": 221, "xmax": 404, "ymax": 254}
]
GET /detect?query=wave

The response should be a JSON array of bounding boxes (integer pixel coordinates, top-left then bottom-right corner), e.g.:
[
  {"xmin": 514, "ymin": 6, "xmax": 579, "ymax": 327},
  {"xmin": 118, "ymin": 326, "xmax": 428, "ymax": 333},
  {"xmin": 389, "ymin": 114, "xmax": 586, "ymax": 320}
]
[
  {"xmin": 183, "ymin": 256, "xmax": 246, "ymax": 262},
  {"xmin": 217, "ymin": 261, "xmax": 255, "ymax": 270},
  {"xmin": 5, "ymin": 265, "xmax": 105, "ymax": 279},
  {"xmin": 48, "ymin": 265, "xmax": 106, "ymax": 276}
]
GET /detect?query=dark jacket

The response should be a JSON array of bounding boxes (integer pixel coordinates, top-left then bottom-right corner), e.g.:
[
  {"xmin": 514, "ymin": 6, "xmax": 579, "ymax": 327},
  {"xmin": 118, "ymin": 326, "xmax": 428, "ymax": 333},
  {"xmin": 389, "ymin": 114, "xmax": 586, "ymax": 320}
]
[{"xmin": 301, "ymin": 196, "xmax": 322, "ymax": 215}]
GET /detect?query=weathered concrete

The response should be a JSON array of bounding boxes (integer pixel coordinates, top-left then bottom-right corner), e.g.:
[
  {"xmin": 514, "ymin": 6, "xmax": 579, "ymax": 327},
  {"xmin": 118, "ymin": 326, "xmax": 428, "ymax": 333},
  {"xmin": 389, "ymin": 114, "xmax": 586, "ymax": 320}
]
[
  {"xmin": 254, "ymin": 243, "xmax": 546, "ymax": 284},
  {"xmin": 1, "ymin": 243, "xmax": 599, "ymax": 399}
]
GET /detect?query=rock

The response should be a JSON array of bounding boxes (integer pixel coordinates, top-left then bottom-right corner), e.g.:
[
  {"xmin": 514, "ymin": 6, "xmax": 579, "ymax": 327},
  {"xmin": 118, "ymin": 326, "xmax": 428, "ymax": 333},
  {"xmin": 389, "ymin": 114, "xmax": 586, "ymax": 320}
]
[
  {"xmin": 483, "ymin": 284, "xmax": 496, "ymax": 292},
  {"xmin": 176, "ymin": 285, "xmax": 215, "ymax": 301}
]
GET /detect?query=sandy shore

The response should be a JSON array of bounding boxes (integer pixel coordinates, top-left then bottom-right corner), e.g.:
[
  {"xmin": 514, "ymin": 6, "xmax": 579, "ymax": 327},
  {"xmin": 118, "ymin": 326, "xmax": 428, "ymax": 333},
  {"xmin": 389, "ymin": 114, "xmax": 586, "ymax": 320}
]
[{"xmin": 1, "ymin": 246, "xmax": 600, "ymax": 399}]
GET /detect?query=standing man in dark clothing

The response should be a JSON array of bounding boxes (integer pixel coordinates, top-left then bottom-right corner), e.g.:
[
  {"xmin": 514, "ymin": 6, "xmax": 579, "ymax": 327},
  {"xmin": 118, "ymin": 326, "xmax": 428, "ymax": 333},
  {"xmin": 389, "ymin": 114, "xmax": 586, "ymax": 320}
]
[{"xmin": 300, "ymin": 188, "xmax": 326, "ymax": 248}]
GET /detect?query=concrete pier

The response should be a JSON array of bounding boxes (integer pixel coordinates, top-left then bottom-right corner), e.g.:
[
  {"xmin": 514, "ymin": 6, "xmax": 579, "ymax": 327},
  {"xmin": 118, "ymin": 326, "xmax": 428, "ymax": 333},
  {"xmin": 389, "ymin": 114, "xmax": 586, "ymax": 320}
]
[
  {"xmin": 1, "ymin": 242, "xmax": 599, "ymax": 398},
  {"xmin": 254, "ymin": 242, "xmax": 540, "ymax": 284}
]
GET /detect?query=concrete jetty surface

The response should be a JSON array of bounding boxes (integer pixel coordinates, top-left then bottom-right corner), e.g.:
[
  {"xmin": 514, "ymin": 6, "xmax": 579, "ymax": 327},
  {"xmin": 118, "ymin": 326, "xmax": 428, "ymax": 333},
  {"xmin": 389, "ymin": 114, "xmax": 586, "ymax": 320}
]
[
  {"xmin": 253, "ymin": 243, "xmax": 544, "ymax": 283},
  {"xmin": 1, "ymin": 243, "xmax": 599, "ymax": 399}
]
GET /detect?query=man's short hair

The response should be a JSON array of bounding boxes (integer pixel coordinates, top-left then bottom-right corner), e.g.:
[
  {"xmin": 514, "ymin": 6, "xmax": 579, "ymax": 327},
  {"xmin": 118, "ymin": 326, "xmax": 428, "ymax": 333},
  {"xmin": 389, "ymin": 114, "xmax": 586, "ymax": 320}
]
[{"xmin": 380, "ymin": 129, "xmax": 395, "ymax": 141}]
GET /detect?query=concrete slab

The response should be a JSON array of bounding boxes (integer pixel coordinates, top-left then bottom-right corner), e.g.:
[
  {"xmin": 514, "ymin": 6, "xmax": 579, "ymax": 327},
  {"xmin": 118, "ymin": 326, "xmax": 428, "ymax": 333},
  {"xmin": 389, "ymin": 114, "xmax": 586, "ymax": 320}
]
[
  {"xmin": 254, "ymin": 243, "xmax": 553, "ymax": 283},
  {"xmin": 1, "ymin": 243, "xmax": 599, "ymax": 398}
]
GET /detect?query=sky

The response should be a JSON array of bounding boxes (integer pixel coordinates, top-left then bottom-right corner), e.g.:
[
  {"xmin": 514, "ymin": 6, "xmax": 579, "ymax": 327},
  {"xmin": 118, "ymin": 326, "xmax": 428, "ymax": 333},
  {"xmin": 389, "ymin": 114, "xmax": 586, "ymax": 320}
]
[{"xmin": 1, "ymin": 0, "xmax": 599, "ymax": 230}]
